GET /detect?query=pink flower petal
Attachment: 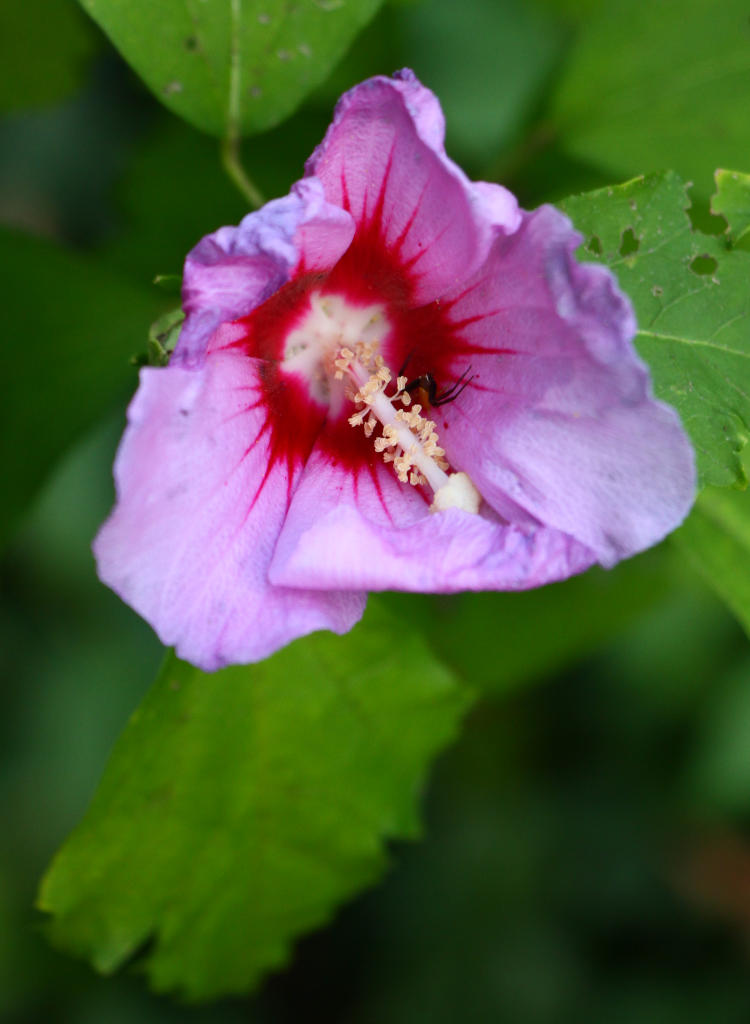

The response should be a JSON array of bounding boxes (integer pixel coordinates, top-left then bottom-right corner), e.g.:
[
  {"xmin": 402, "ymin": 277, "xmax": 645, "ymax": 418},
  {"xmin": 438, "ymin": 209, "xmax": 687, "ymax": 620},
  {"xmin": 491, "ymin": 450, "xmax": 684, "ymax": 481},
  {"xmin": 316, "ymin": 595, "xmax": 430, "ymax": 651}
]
[
  {"xmin": 434, "ymin": 205, "xmax": 696, "ymax": 564},
  {"xmin": 95, "ymin": 71, "xmax": 697, "ymax": 668},
  {"xmin": 306, "ymin": 71, "xmax": 520, "ymax": 302},
  {"xmin": 176, "ymin": 178, "xmax": 355, "ymax": 367},
  {"xmin": 270, "ymin": 448, "xmax": 595, "ymax": 592},
  {"xmin": 94, "ymin": 353, "xmax": 365, "ymax": 671}
]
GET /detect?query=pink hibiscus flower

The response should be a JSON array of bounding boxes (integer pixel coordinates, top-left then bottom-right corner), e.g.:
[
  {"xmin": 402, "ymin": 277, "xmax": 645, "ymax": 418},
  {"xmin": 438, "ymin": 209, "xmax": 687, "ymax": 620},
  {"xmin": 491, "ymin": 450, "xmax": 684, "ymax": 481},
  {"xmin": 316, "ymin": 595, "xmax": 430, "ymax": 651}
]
[{"xmin": 94, "ymin": 70, "xmax": 695, "ymax": 671}]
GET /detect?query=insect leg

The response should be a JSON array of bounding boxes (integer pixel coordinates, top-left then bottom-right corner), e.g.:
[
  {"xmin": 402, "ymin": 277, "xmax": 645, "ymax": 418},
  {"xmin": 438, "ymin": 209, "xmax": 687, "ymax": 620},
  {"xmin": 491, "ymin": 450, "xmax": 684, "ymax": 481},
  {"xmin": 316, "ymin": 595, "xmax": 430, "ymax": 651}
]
[{"xmin": 432, "ymin": 365, "xmax": 475, "ymax": 406}]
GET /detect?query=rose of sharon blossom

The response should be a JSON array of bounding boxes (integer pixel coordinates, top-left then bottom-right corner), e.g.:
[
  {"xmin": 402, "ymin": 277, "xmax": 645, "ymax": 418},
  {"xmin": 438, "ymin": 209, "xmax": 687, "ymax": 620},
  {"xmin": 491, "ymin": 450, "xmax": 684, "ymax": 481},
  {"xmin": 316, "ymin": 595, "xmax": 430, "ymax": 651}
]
[{"xmin": 94, "ymin": 70, "xmax": 695, "ymax": 671}]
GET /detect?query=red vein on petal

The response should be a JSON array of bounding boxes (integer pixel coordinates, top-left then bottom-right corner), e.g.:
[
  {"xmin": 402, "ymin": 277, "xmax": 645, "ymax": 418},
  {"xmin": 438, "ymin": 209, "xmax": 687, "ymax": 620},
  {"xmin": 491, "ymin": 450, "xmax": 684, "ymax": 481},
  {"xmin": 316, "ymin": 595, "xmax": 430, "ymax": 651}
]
[
  {"xmin": 340, "ymin": 166, "xmax": 351, "ymax": 213},
  {"xmin": 367, "ymin": 140, "xmax": 397, "ymax": 237},
  {"xmin": 400, "ymin": 221, "xmax": 451, "ymax": 271},
  {"xmin": 366, "ymin": 462, "xmax": 396, "ymax": 525},
  {"xmin": 220, "ymin": 397, "xmax": 264, "ymax": 427},
  {"xmin": 440, "ymin": 274, "xmax": 491, "ymax": 310},
  {"xmin": 390, "ymin": 181, "xmax": 429, "ymax": 257},
  {"xmin": 448, "ymin": 309, "xmax": 509, "ymax": 330}
]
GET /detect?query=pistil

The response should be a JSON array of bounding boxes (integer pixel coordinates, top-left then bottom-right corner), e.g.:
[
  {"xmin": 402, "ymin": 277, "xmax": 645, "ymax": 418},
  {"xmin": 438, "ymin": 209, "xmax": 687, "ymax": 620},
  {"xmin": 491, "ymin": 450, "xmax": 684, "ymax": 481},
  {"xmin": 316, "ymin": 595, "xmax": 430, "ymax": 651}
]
[
  {"xmin": 283, "ymin": 289, "xmax": 480, "ymax": 514},
  {"xmin": 336, "ymin": 344, "xmax": 481, "ymax": 515}
]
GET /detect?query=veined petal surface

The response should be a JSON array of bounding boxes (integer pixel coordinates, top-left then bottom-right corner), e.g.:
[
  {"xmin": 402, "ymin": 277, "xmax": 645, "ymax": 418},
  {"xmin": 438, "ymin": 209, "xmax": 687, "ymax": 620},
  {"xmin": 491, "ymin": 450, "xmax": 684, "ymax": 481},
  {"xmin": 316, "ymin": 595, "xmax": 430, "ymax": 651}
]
[
  {"xmin": 270, "ymin": 447, "xmax": 596, "ymax": 592},
  {"xmin": 433, "ymin": 205, "xmax": 696, "ymax": 565},
  {"xmin": 177, "ymin": 178, "xmax": 355, "ymax": 367},
  {"xmin": 95, "ymin": 70, "xmax": 696, "ymax": 668},
  {"xmin": 94, "ymin": 353, "xmax": 365, "ymax": 671}
]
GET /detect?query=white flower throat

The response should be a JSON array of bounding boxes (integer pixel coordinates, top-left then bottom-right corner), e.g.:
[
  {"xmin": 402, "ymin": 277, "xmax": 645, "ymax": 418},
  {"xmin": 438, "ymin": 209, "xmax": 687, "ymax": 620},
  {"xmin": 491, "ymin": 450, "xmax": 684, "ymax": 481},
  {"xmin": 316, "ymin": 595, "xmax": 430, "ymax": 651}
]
[{"xmin": 282, "ymin": 291, "xmax": 480, "ymax": 515}]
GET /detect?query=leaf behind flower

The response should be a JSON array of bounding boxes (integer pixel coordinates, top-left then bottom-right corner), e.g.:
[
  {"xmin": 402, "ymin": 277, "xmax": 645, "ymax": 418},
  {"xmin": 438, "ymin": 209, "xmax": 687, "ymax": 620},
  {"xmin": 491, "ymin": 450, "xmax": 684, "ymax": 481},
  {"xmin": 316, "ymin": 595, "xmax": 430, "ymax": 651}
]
[
  {"xmin": 38, "ymin": 599, "xmax": 470, "ymax": 999},
  {"xmin": 674, "ymin": 487, "xmax": 750, "ymax": 639},
  {"xmin": 77, "ymin": 0, "xmax": 385, "ymax": 138},
  {"xmin": 550, "ymin": 0, "xmax": 750, "ymax": 191},
  {"xmin": 712, "ymin": 169, "xmax": 750, "ymax": 250},
  {"xmin": 559, "ymin": 170, "xmax": 750, "ymax": 490}
]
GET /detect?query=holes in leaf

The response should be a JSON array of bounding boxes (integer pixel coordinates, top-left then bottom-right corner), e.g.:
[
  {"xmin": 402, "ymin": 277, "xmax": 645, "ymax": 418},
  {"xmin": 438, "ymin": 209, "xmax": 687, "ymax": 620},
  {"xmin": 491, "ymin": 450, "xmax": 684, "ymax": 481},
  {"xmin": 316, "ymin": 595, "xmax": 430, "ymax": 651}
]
[
  {"xmin": 619, "ymin": 227, "xmax": 640, "ymax": 257},
  {"xmin": 689, "ymin": 254, "xmax": 718, "ymax": 276},
  {"xmin": 651, "ymin": 285, "xmax": 663, "ymax": 297},
  {"xmin": 587, "ymin": 235, "xmax": 603, "ymax": 255},
  {"xmin": 687, "ymin": 195, "xmax": 726, "ymax": 236}
]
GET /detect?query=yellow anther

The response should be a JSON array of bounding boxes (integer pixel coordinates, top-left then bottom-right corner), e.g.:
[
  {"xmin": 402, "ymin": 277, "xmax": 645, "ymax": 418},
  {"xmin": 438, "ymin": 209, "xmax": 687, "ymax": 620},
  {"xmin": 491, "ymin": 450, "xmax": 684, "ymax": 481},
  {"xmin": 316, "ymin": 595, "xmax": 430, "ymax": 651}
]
[
  {"xmin": 339, "ymin": 343, "xmax": 478, "ymax": 506},
  {"xmin": 348, "ymin": 408, "xmax": 368, "ymax": 428},
  {"xmin": 373, "ymin": 423, "xmax": 398, "ymax": 453},
  {"xmin": 284, "ymin": 292, "xmax": 480, "ymax": 514}
]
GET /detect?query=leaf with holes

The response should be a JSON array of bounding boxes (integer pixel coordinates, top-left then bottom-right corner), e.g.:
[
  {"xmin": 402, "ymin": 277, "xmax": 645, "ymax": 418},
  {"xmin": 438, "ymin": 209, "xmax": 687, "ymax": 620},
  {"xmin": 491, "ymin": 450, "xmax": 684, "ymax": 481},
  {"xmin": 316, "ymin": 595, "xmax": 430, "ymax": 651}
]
[
  {"xmin": 77, "ymin": 0, "xmax": 384, "ymax": 138},
  {"xmin": 559, "ymin": 171, "xmax": 750, "ymax": 488},
  {"xmin": 38, "ymin": 600, "xmax": 470, "ymax": 1000},
  {"xmin": 712, "ymin": 169, "xmax": 750, "ymax": 250}
]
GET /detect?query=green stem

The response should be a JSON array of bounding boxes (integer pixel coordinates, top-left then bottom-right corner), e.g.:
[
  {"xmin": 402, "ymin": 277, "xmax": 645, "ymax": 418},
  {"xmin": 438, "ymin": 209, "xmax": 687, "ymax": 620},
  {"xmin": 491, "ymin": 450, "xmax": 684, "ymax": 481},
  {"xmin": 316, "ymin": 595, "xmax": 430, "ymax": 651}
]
[
  {"xmin": 221, "ymin": 0, "xmax": 264, "ymax": 209},
  {"xmin": 220, "ymin": 133, "xmax": 265, "ymax": 209}
]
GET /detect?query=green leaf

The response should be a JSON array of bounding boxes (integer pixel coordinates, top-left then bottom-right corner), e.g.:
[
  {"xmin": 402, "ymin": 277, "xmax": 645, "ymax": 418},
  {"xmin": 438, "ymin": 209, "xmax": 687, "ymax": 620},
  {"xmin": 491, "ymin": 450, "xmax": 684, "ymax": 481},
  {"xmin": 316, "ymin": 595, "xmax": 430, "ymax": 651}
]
[
  {"xmin": 147, "ymin": 307, "xmax": 184, "ymax": 366},
  {"xmin": 152, "ymin": 273, "xmax": 183, "ymax": 293},
  {"xmin": 38, "ymin": 600, "xmax": 470, "ymax": 999},
  {"xmin": 0, "ymin": 0, "xmax": 95, "ymax": 112},
  {"xmin": 712, "ymin": 169, "xmax": 750, "ymax": 250},
  {"xmin": 0, "ymin": 227, "xmax": 165, "ymax": 546},
  {"xmin": 77, "ymin": 0, "xmax": 384, "ymax": 138},
  {"xmin": 672, "ymin": 487, "xmax": 750, "ymax": 638},
  {"xmin": 550, "ymin": 0, "xmax": 750, "ymax": 191},
  {"xmin": 559, "ymin": 171, "xmax": 750, "ymax": 489}
]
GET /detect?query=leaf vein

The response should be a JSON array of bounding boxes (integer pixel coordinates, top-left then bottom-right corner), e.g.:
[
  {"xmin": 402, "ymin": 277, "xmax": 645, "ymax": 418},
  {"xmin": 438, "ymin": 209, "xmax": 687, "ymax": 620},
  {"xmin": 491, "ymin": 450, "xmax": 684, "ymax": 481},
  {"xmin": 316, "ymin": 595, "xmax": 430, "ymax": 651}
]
[{"xmin": 638, "ymin": 329, "xmax": 750, "ymax": 360}]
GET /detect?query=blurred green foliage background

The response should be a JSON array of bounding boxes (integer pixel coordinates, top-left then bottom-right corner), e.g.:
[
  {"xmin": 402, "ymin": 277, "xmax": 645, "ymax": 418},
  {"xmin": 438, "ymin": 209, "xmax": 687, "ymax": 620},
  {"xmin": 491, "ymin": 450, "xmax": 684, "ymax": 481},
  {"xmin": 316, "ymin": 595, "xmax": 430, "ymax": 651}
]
[{"xmin": 2, "ymin": 0, "xmax": 750, "ymax": 1019}]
